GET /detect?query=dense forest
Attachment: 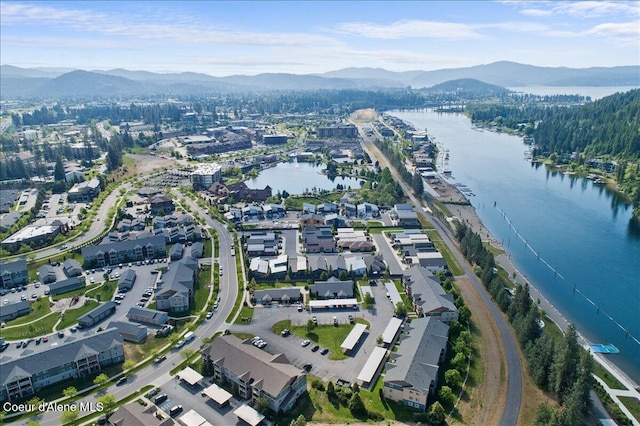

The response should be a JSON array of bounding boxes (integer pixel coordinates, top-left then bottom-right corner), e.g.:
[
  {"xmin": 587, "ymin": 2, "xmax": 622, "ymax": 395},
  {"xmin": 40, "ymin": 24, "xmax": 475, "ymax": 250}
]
[{"xmin": 533, "ymin": 89, "xmax": 639, "ymax": 159}]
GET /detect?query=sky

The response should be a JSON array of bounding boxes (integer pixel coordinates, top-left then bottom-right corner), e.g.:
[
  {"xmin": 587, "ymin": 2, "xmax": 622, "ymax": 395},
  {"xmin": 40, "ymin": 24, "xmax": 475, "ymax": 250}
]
[{"xmin": 1, "ymin": 1, "xmax": 639, "ymax": 76}]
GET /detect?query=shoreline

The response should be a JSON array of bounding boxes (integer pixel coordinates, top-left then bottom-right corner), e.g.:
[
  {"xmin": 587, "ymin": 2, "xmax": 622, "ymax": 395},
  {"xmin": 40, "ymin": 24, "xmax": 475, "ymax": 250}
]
[{"xmin": 446, "ymin": 200, "xmax": 640, "ymax": 391}]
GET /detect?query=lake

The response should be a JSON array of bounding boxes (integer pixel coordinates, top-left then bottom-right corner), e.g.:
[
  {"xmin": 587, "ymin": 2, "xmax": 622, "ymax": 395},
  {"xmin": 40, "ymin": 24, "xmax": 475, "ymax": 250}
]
[
  {"xmin": 389, "ymin": 107, "xmax": 640, "ymax": 383},
  {"xmin": 245, "ymin": 161, "xmax": 362, "ymax": 195}
]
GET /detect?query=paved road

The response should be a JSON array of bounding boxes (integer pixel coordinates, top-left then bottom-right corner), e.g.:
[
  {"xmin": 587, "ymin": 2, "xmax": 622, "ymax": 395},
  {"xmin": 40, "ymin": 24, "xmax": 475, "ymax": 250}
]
[{"xmin": 355, "ymin": 121, "xmax": 522, "ymax": 426}]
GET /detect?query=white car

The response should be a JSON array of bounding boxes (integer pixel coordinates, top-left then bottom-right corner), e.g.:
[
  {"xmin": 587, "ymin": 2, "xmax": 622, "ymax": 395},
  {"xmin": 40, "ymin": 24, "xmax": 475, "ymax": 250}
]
[{"xmin": 301, "ymin": 340, "xmax": 310, "ymax": 347}]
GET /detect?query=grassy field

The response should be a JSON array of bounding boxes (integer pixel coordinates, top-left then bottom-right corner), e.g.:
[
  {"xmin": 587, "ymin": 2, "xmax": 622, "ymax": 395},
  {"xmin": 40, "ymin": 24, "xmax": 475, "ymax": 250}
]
[
  {"xmin": 85, "ymin": 281, "xmax": 117, "ymax": 302},
  {"xmin": 272, "ymin": 319, "xmax": 370, "ymax": 361},
  {"xmin": 234, "ymin": 305, "xmax": 254, "ymax": 325},
  {"xmin": 57, "ymin": 300, "xmax": 100, "ymax": 329},
  {"xmin": 619, "ymin": 396, "xmax": 640, "ymax": 423},
  {"xmin": 193, "ymin": 265, "xmax": 212, "ymax": 314},
  {"xmin": 425, "ymin": 229, "xmax": 464, "ymax": 276},
  {"xmin": 51, "ymin": 285, "xmax": 89, "ymax": 301}
]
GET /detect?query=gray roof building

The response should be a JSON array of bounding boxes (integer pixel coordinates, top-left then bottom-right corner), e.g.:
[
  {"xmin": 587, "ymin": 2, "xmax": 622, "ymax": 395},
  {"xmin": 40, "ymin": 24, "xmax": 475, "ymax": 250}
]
[
  {"xmin": 383, "ymin": 317, "xmax": 449, "ymax": 406},
  {"xmin": 201, "ymin": 335, "xmax": 307, "ymax": 412},
  {"xmin": 82, "ymin": 236, "xmax": 166, "ymax": 268},
  {"xmin": 155, "ymin": 257, "xmax": 197, "ymax": 313},
  {"xmin": 38, "ymin": 264, "xmax": 57, "ymax": 284},
  {"xmin": 253, "ymin": 288, "xmax": 302, "ymax": 305},
  {"xmin": 117, "ymin": 269, "xmax": 137, "ymax": 290},
  {"xmin": 107, "ymin": 321, "xmax": 148, "ymax": 343},
  {"xmin": 309, "ymin": 277, "xmax": 353, "ymax": 299},
  {"xmin": 0, "ymin": 259, "xmax": 28, "ymax": 288},
  {"xmin": 126, "ymin": 306, "xmax": 169, "ymax": 326},
  {"xmin": 0, "ymin": 328, "xmax": 124, "ymax": 401},
  {"xmin": 78, "ymin": 301, "xmax": 117, "ymax": 328},
  {"xmin": 63, "ymin": 259, "xmax": 83, "ymax": 277},
  {"xmin": 189, "ymin": 242, "xmax": 204, "ymax": 258},
  {"xmin": 0, "ymin": 300, "xmax": 31, "ymax": 322},
  {"xmin": 403, "ymin": 266, "xmax": 458, "ymax": 322},
  {"xmin": 47, "ymin": 277, "xmax": 84, "ymax": 296},
  {"xmin": 169, "ymin": 243, "xmax": 184, "ymax": 261}
]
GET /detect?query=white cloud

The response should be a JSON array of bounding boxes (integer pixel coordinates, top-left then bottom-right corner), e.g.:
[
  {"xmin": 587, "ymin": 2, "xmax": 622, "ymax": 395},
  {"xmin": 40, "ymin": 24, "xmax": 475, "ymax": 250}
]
[
  {"xmin": 511, "ymin": 1, "xmax": 640, "ymax": 18},
  {"xmin": 520, "ymin": 8, "xmax": 553, "ymax": 17},
  {"xmin": 335, "ymin": 20, "xmax": 485, "ymax": 40},
  {"xmin": 585, "ymin": 21, "xmax": 640, "ymax": 40}
]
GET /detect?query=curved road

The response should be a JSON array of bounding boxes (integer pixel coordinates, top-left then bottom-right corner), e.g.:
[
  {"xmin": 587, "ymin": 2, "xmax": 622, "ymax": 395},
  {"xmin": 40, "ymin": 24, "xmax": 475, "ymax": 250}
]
[{"xmin": 356, "ymin": 122, "xmax": 522, "ymax": 425}]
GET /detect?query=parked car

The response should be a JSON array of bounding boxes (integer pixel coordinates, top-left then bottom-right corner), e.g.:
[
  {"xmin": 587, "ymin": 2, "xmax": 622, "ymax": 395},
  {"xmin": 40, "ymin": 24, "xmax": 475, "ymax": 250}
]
[
  {"xmin": 280, "ymin": 329, "xmax": 290, "ymax": 337},
  {"xmin": 321, "ymin": 348, "xmax": 329, "ymax": 355},
  {"xmin": 311, "ymin": 345, "xmax": 319, "ymax": 352},
  {"xmin": 206, "ymin": 311, "xmax": 213, "ymax": 319},
  {"xmin": 312, "ymin": 316, "xmax": 317, "ymax": 325},
  {"xmin": 154, "ymin": 393, "xmax": 168, "ymax": 404},
  {"xmin": 301, "ymin": 340, "xmax": 310, "ymax": 347},
  {"xmin": 348, "ymin": 315, "xmax": 354, "ymax": 324},
  {"xmin": 169, "ymin": 405, "xmax": 183, "ymax": 417}
]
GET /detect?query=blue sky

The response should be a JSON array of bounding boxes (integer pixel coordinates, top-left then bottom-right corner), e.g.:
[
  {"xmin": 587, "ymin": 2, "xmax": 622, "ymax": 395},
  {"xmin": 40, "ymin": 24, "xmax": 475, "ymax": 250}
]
[{"xmin": 1, "ymin": 1, "xmax": 638, "ymax": 75}]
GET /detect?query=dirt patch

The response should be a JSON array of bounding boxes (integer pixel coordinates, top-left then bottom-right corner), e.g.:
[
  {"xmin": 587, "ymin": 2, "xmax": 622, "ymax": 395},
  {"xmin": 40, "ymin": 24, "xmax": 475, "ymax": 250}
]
[
  {"xmin": 452, "ymin": 276, "xmax": 506, "ymax": 426},
  {"xmin": 50, "ymin": 296, "xmax": 89, "ymax": 312},
  {"xmin": 126, "ymin": 153, "xmax": 178, "ymax": 175}
]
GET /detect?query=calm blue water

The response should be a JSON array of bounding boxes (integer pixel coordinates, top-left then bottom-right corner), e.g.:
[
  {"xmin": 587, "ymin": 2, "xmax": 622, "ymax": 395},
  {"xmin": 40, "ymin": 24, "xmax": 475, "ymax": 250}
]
[
  {"xmin": 246, "ymin": 161, "xmax": 362, "ymax": 195},
  {"xmin": 390, "ymin": 109, "xmax": 640, "ymax": 382}
]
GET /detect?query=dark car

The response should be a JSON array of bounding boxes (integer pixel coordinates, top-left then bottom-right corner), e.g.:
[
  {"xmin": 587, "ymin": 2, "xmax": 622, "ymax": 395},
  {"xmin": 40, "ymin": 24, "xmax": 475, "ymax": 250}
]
[
  {"xmin": 116, "ymin": 377, "xmax": 127, "ymax": 386},
  {"xmin": 280, "ymin": 328, "xmax": 290, "ymax": 337},
  {"xmin": 303, "ymin": 364, "xmax": 312, "ymax": 372},
  {"xmin": 169, "ymin": 405, "xmax": 183, "ymax": 417},
  {"xmin": 311, "ymin": 345, "xmax": 319, "ymax": 352},
  {"xmin": 320, "ymin": 348, "xmax": 329, "ymax": 355},
  {"xmin": 154, "ymin": 393, "xmax": 168, "ymax": 404}
]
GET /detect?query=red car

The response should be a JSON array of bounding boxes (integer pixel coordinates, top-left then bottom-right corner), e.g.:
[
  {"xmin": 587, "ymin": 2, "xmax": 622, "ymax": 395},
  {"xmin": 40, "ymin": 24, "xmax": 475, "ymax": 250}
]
[{"xmin": 43, "ymin": 336, "xmax": 49, "ymax": 342}]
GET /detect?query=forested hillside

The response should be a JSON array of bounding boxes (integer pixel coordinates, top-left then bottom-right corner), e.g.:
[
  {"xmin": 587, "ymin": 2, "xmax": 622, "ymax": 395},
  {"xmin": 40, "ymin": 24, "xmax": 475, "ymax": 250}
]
[{"xmin": 534, "ymin": 89, "xmax": 640, "ymax": 159}]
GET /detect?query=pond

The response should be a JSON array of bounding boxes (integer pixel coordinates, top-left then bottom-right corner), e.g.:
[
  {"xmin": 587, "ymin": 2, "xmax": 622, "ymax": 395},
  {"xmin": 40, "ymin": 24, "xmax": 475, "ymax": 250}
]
[{"xmin": 245, "ymin": 161, "xmax": 362, "ymax": 195}]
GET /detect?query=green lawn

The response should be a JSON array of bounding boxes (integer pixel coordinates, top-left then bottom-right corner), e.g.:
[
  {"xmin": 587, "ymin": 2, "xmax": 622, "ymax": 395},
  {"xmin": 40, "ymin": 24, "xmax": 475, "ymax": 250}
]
[
  {"xmin": 85, "ymin": 281, "xmax": 117, "ymax": 302},
  {"xmin": 425, "ymin": 229, "xmax": 464, "ymax": 276},
  {"xmin": 618, "ymin": 396, "xmax": 640, "ymax": 423},
  {"xmin": 58, "ymin": 300, "xmax": 100, "ymax": 329},
  {"xmin": 273, "ymin": 319, "xmax": 370, "ymax": 361},
  {"xmin": 234, "ymin": 306, "xmax": 254, "ymax": 325},
  {"xmin": 192, "ymin": 265, "xmax": 212, "ymax": 313}
]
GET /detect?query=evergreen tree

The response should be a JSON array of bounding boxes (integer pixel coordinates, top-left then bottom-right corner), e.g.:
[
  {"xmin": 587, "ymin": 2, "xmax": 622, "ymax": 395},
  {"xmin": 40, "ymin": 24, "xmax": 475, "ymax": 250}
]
[
  {"xmin": 551, "ymin": 324, "xmax": 581, "ymax": 403},
  {"xmin": 54, "ymin": 156, "xmax": 65, "ymax": 181}
]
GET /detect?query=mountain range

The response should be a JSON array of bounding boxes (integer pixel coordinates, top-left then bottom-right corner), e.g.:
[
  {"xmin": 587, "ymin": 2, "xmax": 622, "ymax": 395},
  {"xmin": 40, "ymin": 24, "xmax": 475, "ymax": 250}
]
[{"xmin": 1, "ymin": 61, "xmax": 638, "ymax": 99}]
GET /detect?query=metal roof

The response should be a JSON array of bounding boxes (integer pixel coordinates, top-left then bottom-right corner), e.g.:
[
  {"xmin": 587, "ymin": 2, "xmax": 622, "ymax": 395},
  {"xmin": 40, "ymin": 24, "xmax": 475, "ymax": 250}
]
[
  {"xmin": 357, "ymin": 346, "xmax": 388, "ymax": 384},
  {"xmin": 382, "ymin": 317, "xmax": 403, "ymax": 344},
  {"xmin": 341, "ymin": 323, "xmax": 368, "ymax": 351}
]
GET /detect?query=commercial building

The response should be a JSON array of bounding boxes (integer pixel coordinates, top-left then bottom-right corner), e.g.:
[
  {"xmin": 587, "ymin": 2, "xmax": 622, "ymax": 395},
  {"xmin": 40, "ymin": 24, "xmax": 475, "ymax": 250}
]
[
  {"xmin": 263, "ymin": 134, "xmax": 288, "ymax": 145},
  {"xmin": 190, "ymin": 163, "xmax": 222, "ymax": 190},
  {"xmin": 201, "ymin": 335, "xmax": 307, "ymax": 412},
  {"xmin": 0, "ymin": 328, "xmax": 124, "ymax": 402},
  {"xmin": 67, "ymin": 178, "xmax": 101, "ymax": 203},
  {"xmin": 383, "ymin": 317, "xmax": 449, "ymax": 411},
  {"xmin": 316, "ymin": 124, "xmax": 357, "ymax": 138}
]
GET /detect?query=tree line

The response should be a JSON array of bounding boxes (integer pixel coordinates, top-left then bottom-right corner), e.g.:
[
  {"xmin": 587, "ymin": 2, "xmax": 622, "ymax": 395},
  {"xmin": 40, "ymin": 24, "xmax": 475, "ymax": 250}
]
[{"xmin": 455, "ymin": 224, "xmax": 595, "ymax": 425}]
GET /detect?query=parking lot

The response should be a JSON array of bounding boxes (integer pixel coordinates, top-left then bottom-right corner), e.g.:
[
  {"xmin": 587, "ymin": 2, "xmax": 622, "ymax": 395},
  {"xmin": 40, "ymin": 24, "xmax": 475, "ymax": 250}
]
[{"xmin": 229, "ymin": 282, "xmax": 397, "ymax": 383}]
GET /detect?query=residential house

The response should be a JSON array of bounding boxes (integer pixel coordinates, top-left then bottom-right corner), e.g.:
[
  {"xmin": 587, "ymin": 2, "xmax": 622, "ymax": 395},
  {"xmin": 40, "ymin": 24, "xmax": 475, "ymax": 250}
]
[
  {"xmin": 357, "ymin": 203, "xmax": 379, "ymax": 219},
  {"xmin": 169, "ymin": 243, "xmax": 184, "ymax": 261},
  {"xmin": 63, "ymin": 259, "xmax": 83, "ymax": 277},
  {"xmin": 252, "ymin": 288, "xmax": 302, "ymax": 306},
  {"xmin": 342, "ymin": 203, "xmax": 357, "ymax": 218},
  {"xmin": 403, "ymin": 266, "xmax": 458, "ymax": 322},
  {"xmin": 227, "ymin": 182, "xmax": 272, "ymax": 203},
  {"xmin": 242, "ymin": 205, "xmax": 263, "ymax": 221},
  {"xmin": 107, "ymin": 321, "xmax": 148, "ymax": 343},
  {"xmin": 0, "ymin": 300, "xmax": 31, "ymax": 322},
  {"xmin": 364, "ymin": 254, "xmax": 387, "ymax": 276},
  {"xmin": 190, "ymin": 242, "xmax": 204, "ymax": 258},
  {"xmin": 309, "ymin": 277, "xmax": 354, "ymax": 299},
  {"xmin": 155, "ymin": 257, "xmax": 198, "ymax": 313},
  {"xmin": 306, "ymin": 255, "xmax": 328, "ymax": 278},
  {"xmin": 201, "ymin": 335, "xmax": 307, "ymax": 412},
  {"xmin": 149, "ymin": 195, "xmax": 175, "ymax": 216},
  {"xmin": 249, "ymin": 258, "xmax": 270, "ymax": 278},
  {"xmin": 0, "ymin": 328, "xmax": 124, "ymax": 402},
  {"xmin": 383, "ymin": 317, "xmax": 449, "ymax": 411},
  {"xmin": 317, "ymin": 202, "xmax": 338, "ymax": 214},
  {"xmin": 0, "ymin": 259, "xmax": 28, "ymax": 289},
  {"xmin": 391, "ymin": 204, "xmax": 420, "ymax": 227},
  {"xmin": 78, "ymin": 301, "xmax": 117, "ymax": 328},
  {"xmin": 324, "ymin": 214, "xmax": 348, "ymax": 229},
  {"xmin": 126, "ymin": 307, "xmax": 169, "ymax": 326},
  {"xmin": 81, "ymin": 236, "xmax": 166, "ymax": 268},
  {"xmin": 263, "ymin": 204, "xmax": 285, "ymax": 220},
  {"xmin": 324, "ymin": 255, "xmax": 347, "ymax": 276},
  {"xmin": 344, "ymin": 256, "xmax": 367, "ymax": 276},
  {"xmin": 38, "ymin": 265, "xmax": 57, "ymax": 284},
  {"xmin": 47, "ymin": 277, "xmax": 85, "ymax": 296},
  {"xmin": 245, "ymin": 232, "xmax": 279, "ymax": 257},
  {"xmin": 117, "ymin": 269, "xmax": 137, "ymax": 291},
  {"xmin": 299, "ymin": 213, "xmax": 325, "ymax": 227},
  {"xmin": 301, "ymin": 226, "xmax": 335, "ymax": 253},
  {"xmin": 302, "ymin": 203, "xmax": 316, "ymax": 214},
  {"xmin": 108, "ymin": 401, "xmax": 174, "ymax": 426}
]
